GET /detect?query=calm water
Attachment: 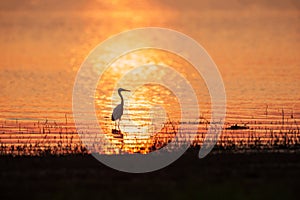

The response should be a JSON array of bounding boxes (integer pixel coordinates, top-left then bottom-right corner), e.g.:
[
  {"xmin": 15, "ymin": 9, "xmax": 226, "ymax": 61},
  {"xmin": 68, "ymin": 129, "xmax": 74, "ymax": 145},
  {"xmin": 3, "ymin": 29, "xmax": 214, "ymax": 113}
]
[{"xmin": 0, "ymin": 1, "xmax": 299, "ymax": 154}]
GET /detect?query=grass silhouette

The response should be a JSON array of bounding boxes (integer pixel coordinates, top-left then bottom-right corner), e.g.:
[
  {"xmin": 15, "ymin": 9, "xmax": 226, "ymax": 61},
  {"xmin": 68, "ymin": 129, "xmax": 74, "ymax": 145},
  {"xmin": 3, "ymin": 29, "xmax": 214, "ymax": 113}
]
[{"xmin": 0, "ymin": 107, "xmax": 299, "ymax": 156}]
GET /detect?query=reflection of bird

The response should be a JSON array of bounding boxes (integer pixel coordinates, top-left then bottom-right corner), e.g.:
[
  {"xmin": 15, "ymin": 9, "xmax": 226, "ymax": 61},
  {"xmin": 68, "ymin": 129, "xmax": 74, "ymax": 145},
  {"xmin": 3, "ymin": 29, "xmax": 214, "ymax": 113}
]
[{"xmin": 112, "ymin": 88, "xmax": 130, "ymax": 130}]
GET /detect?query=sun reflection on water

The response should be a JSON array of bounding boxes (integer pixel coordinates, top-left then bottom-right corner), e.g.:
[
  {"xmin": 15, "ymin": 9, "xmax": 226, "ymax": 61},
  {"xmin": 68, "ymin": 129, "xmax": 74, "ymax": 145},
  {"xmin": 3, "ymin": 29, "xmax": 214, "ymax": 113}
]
[{"xmin": 94, "ymin": 49, "xmax": 210, "ymax": 153}]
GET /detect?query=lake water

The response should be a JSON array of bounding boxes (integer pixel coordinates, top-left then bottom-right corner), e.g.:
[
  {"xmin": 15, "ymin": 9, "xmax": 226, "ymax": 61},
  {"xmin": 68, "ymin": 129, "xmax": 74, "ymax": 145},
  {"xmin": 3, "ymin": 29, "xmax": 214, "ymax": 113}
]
[{"xmin": 0, "ymin": 0, "xmax": 299, "ymax": 154}]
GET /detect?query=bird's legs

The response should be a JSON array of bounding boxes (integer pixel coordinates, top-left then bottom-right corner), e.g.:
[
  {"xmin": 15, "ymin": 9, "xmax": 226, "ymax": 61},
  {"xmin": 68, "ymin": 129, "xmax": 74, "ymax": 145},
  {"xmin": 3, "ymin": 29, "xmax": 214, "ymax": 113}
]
[
  {"xmin": 114, "ymin": 121, "xmax": 117, "ymax": 130},
  {"xmin": 118, "ymin": 120, "xmax": 120, "ymax": 131}
]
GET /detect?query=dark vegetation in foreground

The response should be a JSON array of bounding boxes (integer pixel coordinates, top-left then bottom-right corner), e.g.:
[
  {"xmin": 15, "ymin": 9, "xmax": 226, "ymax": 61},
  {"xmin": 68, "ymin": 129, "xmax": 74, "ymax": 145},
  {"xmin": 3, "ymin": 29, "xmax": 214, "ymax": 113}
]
[
  {"xmin": 1, "ymin": 108, "xmax": 299, "ymax": 155},
  {"xmin": 1, "ymin": 123, "xmax": 300, "ymax": 156},
  {"xmin": 0, "ymin": 148, "xmax": 299, "ymax": 200}
]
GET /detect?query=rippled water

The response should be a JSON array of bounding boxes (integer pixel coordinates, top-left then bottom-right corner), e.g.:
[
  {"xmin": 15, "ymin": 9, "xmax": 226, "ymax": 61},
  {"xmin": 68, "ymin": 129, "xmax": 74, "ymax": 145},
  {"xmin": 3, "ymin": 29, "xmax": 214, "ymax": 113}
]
[{"xmin": 0, "ymin": 0, "xmax": 299, "ymax": 154}]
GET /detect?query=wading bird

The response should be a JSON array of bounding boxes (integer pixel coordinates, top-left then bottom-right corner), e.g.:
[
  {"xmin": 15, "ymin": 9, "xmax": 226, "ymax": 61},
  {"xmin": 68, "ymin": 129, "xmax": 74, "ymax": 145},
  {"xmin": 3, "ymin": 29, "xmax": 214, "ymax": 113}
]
[{"xmin": 112, "ymin": 88, "xmax": 130, "ymax": 130}]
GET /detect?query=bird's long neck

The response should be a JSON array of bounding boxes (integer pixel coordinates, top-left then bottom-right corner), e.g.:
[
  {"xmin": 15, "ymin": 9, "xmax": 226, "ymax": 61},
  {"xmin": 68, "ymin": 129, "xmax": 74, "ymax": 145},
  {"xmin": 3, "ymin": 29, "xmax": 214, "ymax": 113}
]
[{"xmin": 118, "ymin": 90, "xmax": 124, "ymax": 105}]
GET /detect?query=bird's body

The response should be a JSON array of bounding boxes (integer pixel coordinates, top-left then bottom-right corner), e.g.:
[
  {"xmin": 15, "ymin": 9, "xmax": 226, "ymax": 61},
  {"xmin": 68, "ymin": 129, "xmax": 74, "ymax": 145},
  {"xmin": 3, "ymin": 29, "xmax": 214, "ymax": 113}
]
[
  {"xmin": 111, "ymin": 88, "xmax": 130, "ymax": 130},
  {"xmin": 111, "ymin": 104, "xmax": 123, "ymax": 121}
]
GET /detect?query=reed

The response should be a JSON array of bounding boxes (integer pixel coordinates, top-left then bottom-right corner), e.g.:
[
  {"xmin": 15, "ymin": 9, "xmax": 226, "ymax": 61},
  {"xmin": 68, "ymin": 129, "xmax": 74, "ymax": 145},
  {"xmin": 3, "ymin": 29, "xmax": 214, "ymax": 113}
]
[{"xmin": 0, "ymin": 107, "xmax": 299, "ymax": 156}]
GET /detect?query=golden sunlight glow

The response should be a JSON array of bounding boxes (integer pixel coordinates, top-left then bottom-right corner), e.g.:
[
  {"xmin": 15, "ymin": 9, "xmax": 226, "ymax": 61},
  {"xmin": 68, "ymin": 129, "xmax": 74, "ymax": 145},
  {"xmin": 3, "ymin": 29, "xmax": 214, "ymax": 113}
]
[
  {"xmin": 94, "ymin": 49, "xmax": 210, "ymax": 153},
  {"xmin": 0, "ymin": 0, "xmax": 299, "ymax": 156}
]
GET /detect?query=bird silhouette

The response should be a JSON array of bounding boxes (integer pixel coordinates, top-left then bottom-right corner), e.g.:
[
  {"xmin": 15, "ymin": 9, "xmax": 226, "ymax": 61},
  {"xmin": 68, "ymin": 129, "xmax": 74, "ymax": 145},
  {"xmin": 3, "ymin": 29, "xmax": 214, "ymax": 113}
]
[{"xmin": 112, "ymin": 88, "xmax": 130, "ymax": 130}]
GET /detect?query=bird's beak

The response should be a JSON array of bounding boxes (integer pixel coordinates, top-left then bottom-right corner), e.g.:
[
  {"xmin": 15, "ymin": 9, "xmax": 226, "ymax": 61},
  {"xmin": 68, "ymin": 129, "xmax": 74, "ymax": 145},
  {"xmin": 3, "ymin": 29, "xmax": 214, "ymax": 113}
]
[{"xmin": 124, "ymin": 89, "xmax": 131, "ymax": 92}]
